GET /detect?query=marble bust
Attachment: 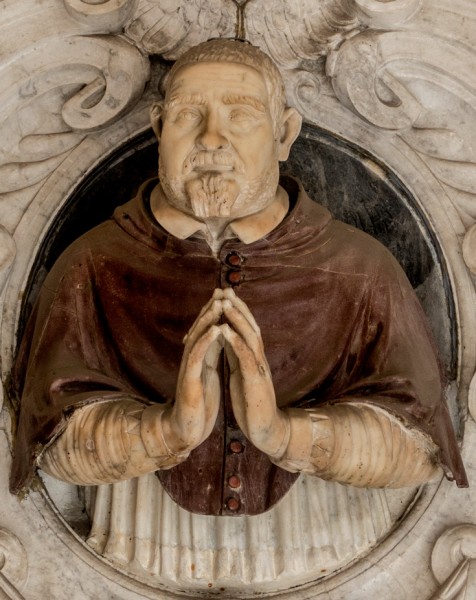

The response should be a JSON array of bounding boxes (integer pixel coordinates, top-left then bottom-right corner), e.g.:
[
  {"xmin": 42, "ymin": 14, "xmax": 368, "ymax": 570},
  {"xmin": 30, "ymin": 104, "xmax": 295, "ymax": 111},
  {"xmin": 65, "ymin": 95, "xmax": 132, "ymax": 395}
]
[{"xmin": 9, "ymin": 39, "xmax": 467, "ymax": 589}]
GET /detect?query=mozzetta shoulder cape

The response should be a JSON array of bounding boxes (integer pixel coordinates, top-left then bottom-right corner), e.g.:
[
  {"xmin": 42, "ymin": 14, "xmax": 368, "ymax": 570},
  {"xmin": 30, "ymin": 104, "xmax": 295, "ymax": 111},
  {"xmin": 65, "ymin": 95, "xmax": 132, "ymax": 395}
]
[{"xmin": 10, "ymin": 177, "xmax": 467, "ymax": 508}]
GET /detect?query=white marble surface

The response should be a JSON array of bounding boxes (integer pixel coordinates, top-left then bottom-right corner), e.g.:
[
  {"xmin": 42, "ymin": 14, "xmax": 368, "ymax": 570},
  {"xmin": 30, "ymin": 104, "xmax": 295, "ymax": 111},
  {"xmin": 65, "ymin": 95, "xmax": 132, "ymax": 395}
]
[{"xmin": 0, "ymin": 0, "xmax": 475, "ymax": 598}]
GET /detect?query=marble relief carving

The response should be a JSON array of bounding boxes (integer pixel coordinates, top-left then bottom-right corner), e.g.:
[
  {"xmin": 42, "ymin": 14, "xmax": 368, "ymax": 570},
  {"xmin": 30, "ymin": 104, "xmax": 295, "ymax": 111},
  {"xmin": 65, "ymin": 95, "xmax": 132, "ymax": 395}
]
[
  {"xmin": 12, "ymin": 38, "xmax": 462, "ymax": 591},
  {"xmin": 431, "ymin": 525, "xmax": 476, "ymax": 599},
  {"xmin": 63, "ymin": 0, "xmax": 137, "ymax": 31},
  {"xmin": 0, "ymin": 0, "xmax": 475, "ymax": 598},
  {"xmin": 0, "ymin": 528, "xmax": 28, "ymax": 600},
  {"xmin": 0, "ymin": 34, "xmax": 149, "ymax": 195}
]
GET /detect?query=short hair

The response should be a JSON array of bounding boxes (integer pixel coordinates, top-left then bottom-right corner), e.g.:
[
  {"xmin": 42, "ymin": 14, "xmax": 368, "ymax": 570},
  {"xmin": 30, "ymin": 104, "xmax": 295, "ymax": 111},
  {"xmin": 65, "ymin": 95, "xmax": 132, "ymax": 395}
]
[{"xmin": 163, "ymin": 39, "xmax": 287, "ymax": 132}]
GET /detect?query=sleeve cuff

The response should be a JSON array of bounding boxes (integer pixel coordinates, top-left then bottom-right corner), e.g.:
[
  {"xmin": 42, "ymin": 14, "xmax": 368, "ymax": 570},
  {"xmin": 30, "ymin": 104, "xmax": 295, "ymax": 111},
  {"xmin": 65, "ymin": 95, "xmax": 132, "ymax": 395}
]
[{"xmin": 140, "ymin": 404, "xmax": 190, "ymax": 461}]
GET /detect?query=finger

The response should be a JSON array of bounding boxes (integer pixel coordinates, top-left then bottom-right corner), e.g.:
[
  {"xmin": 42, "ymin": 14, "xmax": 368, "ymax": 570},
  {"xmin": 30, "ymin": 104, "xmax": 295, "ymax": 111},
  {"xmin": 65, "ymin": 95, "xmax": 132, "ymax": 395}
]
[
  {"xmin": 222, "ymin": 325, "xmax": 275, "ymax": 441},
  {"xmin": 183, "ymin": 289, "xmax": 224, "ymax": 344},
  {"xmin": 201, "ymin": 367, "xmax": 220, "ymax": 440},
  {"xmin": 223, "ymin": 342, "xmax": 248, "ymax": 436},
  {"xmin": 220, "ymin": 324, "xmax": 265, "ymax": 378},
  {"xmin": 177, "ymin": 327, "xmax": 222, "ymax": 443},
  {"xmin": 204, "ymin": 335, "xmax": 224, "ymax": 370},
  {"xmin": 184, "ymin": 325, "xmax": 222, "ymax": 381},
  {"xmin": 223, "ymin": 287, "xmax": 261, "ymax": 335},
  {"xmin": 222, "ymin": 299, "xmax": 267, "ymax": 360},
  {"xmin": 183, "ymin": 289, "xmax": 223, "ymax": 342},
  {"xmin": 183, "ymin": 299, "xmax": 223, "ymax": 357},
  {"xmin": 223, "ymin": 335, "xmax": 239, "ymax": 374}
]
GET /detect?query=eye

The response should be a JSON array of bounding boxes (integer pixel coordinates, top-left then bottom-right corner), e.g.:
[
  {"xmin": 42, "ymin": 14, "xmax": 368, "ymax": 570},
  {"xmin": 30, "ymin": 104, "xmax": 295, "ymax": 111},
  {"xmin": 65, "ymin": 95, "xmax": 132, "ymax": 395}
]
[
  {"xmin": 174, "ymin": 109, "xmax": 201, "ymax": 123},
  {"xmin": 228, "ymin": 109, "xmax": 255, "ymax": 122}
]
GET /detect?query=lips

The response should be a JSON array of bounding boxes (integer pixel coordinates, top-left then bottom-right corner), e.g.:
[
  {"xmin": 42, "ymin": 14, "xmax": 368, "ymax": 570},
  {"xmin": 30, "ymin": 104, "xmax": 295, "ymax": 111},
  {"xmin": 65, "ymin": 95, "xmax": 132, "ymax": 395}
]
[
  {"xmin": 185, "ymin": 151, "xmax": 241, "ymax": 174},
  {"xmin": 193, "ymin": 164, "xmax": 233, "ymax": 172}
]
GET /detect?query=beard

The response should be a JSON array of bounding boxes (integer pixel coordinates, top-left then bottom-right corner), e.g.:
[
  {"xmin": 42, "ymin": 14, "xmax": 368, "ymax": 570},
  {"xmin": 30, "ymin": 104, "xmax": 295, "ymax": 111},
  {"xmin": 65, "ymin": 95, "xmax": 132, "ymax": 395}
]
[
  {"xmin": 159, "ymin": 150, "xmax": 280, "ymax": 220},
  {"xmin": 184, "ymin": 174, "xmax": 240, "ymax": 218}
]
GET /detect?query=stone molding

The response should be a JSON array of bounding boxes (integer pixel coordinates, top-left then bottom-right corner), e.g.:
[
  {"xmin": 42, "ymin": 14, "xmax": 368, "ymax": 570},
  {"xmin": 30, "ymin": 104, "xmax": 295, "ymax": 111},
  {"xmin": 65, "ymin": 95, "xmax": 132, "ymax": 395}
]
[{"xmin": 0, "ymin": 0, "xmax": 475, "ymax": 598}]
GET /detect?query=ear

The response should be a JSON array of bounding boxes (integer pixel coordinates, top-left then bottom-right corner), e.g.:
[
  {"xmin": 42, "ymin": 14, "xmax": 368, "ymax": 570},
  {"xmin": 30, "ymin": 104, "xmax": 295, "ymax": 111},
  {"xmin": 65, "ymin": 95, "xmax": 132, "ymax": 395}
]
[
  {"xmin": 277, "ymin": 107, "xmax": 302, "ymax": 161},
  {"xmin": 150, "ymin": 101, "xmax": 164, "ymax": 141}
]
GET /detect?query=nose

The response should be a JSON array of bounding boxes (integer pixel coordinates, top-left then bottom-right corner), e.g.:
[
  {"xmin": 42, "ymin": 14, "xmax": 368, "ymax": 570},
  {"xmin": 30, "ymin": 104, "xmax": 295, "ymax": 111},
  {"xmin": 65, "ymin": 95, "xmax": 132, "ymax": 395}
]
[{"xmin": 197, "ymin": 111, "xmax": 229, "ymax": 150}]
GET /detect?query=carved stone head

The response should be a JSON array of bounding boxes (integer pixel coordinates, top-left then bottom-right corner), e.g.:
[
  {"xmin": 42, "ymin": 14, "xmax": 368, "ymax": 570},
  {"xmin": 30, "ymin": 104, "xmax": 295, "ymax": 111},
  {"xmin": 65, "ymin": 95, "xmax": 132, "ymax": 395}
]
[{"xmin": 150, "ymin": 39, "xmax": 302, "ymax": 221}]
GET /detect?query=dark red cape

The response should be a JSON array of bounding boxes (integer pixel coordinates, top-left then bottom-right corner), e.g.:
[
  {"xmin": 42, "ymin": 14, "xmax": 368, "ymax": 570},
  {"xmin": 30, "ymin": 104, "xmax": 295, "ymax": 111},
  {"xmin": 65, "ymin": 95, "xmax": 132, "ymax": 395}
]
[{"xmin": 10, "ymin": 177, "xmax": 467, "ymax": 512}]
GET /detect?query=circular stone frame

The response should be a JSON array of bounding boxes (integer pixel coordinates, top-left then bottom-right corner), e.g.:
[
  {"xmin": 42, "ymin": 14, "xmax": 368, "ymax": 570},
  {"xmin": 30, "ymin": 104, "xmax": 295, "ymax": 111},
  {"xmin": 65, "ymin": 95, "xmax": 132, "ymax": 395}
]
[{"xmin": 3, "ymin": 123, "xmax": 465, "ymax": 598}]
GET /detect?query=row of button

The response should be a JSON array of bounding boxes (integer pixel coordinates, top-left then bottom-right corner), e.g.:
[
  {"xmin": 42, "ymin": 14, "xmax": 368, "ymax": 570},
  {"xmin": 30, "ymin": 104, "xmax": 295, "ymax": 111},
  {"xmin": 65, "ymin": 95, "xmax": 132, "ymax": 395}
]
[
  {"xmin": 226, "ymin": 439, "xmax": 244, "ymax": 511},
  {"xmin": 224, "ymin": 251, "xmax": 244, "ymax": 287}
]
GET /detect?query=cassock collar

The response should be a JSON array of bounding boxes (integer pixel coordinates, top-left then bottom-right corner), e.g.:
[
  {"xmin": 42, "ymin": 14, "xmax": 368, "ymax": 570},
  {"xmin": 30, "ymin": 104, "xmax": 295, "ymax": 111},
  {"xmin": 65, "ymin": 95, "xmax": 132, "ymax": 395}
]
[
  {"xmin": 149, "ymin": 184, "xmax": 290, "ymax": 245},
  {"xmin": 114, "ymin": 176, "xmax": 332, "ymax": 255}
]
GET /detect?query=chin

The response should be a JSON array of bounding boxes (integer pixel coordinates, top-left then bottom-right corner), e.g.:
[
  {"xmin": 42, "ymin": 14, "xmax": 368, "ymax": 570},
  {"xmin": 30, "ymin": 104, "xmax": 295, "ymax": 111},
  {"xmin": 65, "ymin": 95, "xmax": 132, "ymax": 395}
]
[{"xmin": 160, "ymin": 167, "xmax": 280, "ymax": 220}]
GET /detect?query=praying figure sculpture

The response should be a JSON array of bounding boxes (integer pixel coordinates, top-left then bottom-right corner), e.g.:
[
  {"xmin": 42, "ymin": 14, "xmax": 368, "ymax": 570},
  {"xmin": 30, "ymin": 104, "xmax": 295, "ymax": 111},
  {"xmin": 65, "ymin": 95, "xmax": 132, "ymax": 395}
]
[{"xmin": 10, "ymin": 39, "xmax": 467, "ymax": 589}]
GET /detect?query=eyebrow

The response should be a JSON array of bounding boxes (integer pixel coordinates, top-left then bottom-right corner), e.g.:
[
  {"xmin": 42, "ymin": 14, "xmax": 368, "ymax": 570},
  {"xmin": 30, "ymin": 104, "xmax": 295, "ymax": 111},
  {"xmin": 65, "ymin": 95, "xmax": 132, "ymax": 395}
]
[
  {"xmin": 166, "ymin": 93, "xmax": 207, "ymax": 109},
  {"xmin": 222, "ymin": 94, "xmax": 266, "ymax": 112},
  {"xmin": 165, "ymin": 93, "xmax": 266, "ymax": 113}
]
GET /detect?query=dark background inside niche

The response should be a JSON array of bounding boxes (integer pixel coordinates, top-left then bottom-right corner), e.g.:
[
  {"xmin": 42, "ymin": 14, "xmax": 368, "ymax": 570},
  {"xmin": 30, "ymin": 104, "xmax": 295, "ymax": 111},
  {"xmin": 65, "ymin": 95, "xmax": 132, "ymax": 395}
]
[{"xmin": 21, "ymin": 124, "xmax": 456, "ymax": 377}]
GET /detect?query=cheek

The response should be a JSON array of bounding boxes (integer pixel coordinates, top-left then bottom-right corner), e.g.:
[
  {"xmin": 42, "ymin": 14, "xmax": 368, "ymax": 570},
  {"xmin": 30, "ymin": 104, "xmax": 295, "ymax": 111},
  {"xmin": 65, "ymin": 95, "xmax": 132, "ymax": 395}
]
[
  {"xmin": 244, "ymin": 141, "xmax": 278, "ymax": 173},
  {"xmin": 160, "ymin": 140, "xmax": 189, "ymax": 172}
]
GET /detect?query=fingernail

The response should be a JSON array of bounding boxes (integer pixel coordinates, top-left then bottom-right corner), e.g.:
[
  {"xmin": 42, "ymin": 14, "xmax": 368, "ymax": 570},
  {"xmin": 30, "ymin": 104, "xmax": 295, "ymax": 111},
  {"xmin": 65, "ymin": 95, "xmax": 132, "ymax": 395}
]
[{"xmin": 222, "ymin": 299, "xmax": 232, "ymax": 310}]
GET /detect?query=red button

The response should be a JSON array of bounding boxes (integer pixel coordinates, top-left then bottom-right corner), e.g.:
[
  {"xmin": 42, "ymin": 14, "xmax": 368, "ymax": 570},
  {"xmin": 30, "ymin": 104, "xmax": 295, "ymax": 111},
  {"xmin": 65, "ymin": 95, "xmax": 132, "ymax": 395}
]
[
  {"xmin": 226, "ymin": 252, "xmax": 243, "ymax": 267},
  {"xmin": 229, "ymin": 440, "xmax": 244, "ymax": 453},
  {"xmin": 227, "ymin": 271, "xmax": 242, "ymax": 285},
  {"xmin": 226, "ymin": 497, "xmax": 240, "ymax": 511},
  {"xmin": 228, "ymin": 475, "xmax": 241, "ymax": 489}
]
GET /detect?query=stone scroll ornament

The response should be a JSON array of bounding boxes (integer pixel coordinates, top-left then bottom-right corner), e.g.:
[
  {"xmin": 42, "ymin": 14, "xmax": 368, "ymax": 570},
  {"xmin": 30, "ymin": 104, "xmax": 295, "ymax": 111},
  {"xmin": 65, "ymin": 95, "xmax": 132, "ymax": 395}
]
[
  {"xmin": 0, "ymin": 34, "xmax": 149, "ymax": 197},
  {"xmin": 327, "ymin": 29, "xmax": 476, "ymax": 259}
]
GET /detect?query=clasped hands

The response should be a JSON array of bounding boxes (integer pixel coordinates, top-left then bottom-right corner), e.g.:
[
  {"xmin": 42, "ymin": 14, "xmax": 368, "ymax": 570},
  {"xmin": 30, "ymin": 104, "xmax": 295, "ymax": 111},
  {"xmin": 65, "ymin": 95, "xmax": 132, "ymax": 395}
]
[{"xmin": 160, "ymin": 288, "xmax": 290, "ymax": 460}]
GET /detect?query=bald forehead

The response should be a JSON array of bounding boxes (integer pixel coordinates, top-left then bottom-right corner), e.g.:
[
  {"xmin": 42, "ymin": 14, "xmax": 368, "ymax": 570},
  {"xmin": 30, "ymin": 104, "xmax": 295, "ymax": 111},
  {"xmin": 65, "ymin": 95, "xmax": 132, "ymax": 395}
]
[
  {"xmin": 166, "ymin": 62, "xmax": 268, "ymax": 99},
  {"xmin": 165, "ymin": 62, "xmax": 271, "ymax": 113}
]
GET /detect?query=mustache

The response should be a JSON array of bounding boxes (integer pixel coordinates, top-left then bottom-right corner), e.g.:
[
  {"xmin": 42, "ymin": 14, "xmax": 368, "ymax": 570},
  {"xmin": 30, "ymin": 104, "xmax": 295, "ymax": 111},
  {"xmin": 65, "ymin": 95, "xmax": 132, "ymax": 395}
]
[{"xmin": 184, "ymin": 151, "xmax": 245, "ymax": 173}]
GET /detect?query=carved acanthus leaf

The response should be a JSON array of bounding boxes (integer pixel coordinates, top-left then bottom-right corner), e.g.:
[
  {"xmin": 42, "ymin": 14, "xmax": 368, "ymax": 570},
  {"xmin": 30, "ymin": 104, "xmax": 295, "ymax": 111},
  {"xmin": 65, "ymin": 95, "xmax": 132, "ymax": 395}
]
[
  {"xmin": 0, "ymin": 35, "xmax": 149, "ymax": 194},
  {"xmin": 123, "ymin": 0, "xmax": 425, "ymax": 71},
  {"xmin": 245, "ymin": 0, "xmax": 360, "ymax": 69},
  {"xmin": 124, "ymin": 0, "xmax": 235, "ymax": 58}
]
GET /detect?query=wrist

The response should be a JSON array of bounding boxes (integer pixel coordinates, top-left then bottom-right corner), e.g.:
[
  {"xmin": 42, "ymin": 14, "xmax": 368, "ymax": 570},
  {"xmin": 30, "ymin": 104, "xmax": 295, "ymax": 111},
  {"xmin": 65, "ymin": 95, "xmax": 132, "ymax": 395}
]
[
  {"xmin": 265, "ymin": 410, "xmax": 291, "ymax": 460},
  {"xmin": 269, "ymin": 408, "xmax": 314, "ymax": 471},
  {"xmin": 141, "ymin": 404, "xmax": 190, "ymax": 460}
]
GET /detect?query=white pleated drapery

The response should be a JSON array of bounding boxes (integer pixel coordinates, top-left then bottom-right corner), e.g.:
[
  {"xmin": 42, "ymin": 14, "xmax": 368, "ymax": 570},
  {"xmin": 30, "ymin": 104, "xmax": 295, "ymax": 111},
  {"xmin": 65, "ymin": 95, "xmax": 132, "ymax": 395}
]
[{"xmin": 85, "ymin": 473, "xmax": 393, "ymax": 589}]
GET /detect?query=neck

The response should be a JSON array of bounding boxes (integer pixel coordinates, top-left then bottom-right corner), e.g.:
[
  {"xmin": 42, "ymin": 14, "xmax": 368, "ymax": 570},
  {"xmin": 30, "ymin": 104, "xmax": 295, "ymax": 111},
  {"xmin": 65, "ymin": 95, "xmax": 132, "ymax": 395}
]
[{"xmin": 199, "ymin": 217, "xmax": 234, "ymax": 254}]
